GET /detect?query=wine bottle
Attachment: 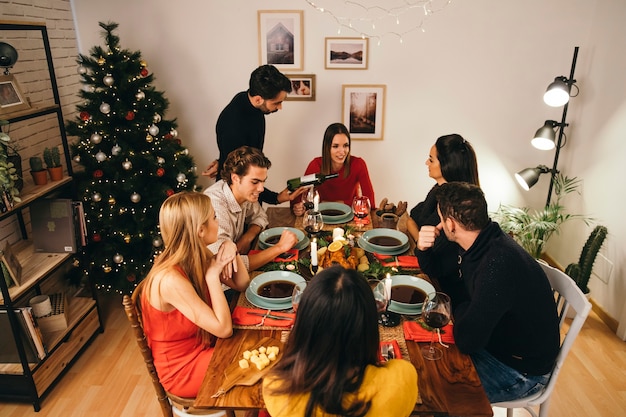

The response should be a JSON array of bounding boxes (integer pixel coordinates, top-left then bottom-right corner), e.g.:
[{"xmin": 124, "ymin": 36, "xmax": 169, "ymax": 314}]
[{"xmin": 286, "ymin": 172, "xmax": 339, "ymax": 192}]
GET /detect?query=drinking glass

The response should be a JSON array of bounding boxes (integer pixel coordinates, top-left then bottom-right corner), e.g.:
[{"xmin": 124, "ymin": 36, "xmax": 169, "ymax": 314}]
[
  {"xmin": 303, "ymin": 209, "xmax": 324, "ymax": 238},
  {"xmin": 292, "ymin": 282, "xmax": 306, "ymax": 313},
  {"xmin": 352, "ymin": 196, "xmax": 371, "ymax": 230},
  {"xmin": 372, "ymin": 280, "xmax": 389, "ymax": 313},
  {"xmin": 420, "ymin": 292, "xmax": 452, "ymax": 360},
  {"xmin": 302, "ymin": 187, "xmax": 317, "ymax": 211}
]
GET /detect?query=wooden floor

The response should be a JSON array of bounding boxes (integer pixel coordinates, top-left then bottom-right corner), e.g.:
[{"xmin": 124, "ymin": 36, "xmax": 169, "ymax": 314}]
[{"xmin": 0, "ymin": 292, "xmax": 624, "ymax": 417}]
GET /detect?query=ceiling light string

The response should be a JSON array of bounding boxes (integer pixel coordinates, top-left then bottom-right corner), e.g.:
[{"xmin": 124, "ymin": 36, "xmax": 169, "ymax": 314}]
[{"xmin": 304, "ymin": 0, "xmax": 453, "ymax": 45}]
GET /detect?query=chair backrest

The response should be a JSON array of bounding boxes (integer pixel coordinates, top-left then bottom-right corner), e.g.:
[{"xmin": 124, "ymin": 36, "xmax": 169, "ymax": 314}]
[
  {"xmin": 123, "ymin": 294, "xmax": 174, "ymax": 417},
  {"xmin": 534, "ymin": 262, "xmax": 592, "ymax": 403}
]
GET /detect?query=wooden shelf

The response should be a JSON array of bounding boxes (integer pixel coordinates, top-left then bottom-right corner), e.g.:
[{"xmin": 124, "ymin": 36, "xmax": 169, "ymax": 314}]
[
  {"xmin": 0, "ymin": 104, "xmax": 60, "ymax": 124},
  {"xmin": 0, "ymin": 177, "xmax": 73, "ymax": 223}
]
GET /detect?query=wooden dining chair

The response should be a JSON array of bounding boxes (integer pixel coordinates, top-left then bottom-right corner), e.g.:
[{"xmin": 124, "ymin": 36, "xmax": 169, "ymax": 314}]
[
  {"xmin": 122, "ymin": 295, "xmax": 233, "ymax": 417},
  {"xmin": 491, "ymin": 262, "xmax": 592, "ymax": 417}
]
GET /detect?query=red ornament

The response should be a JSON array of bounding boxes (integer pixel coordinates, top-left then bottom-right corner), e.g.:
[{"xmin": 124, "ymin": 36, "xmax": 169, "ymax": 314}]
[
  {"xmin": 80, "ymin": 111, "xmax": 91, "ymax": 121},
  {"xmin": 164, "ymin": 133, "xmax": 173, "ymax": 140},
  {"xmin": 92, "ymin": 233, "xmax": 102, "ymax": 242},
  {"xmin": 140, "ymin": 68, "xmax": 149, "ymax": 77},
  {"xmin": 93, "ymin": 169, "xmax": 104, "ymax": 178},
  {"xmin": 166, "ymin": 189, "xmax": 175, "ymax": 197},
  {"xmin": 156, "ymin": 167, "xmax": 165, "ymax": 177},
  {"xmin": 125, "ymin": 111, "xmax": 135, "ymax": 121},
  {"xmin": 127, "ymin": 273, "xmax": 136, "ymax": 282},
  {"xmin": 175, "ymin": 139, "xmax": 182, "ymax": 145}
]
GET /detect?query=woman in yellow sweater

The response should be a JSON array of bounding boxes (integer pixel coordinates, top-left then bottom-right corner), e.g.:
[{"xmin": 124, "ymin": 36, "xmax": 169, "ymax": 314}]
[{"xmin": 262, "ymin": 266, "xmax": 417, "ymax": 417}]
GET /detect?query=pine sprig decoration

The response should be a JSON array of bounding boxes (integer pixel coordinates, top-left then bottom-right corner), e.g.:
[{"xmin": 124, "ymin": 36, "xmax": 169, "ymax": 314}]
[{"xmin": 66, "ymin": 22, "xmax": 198, "ymax": 293}]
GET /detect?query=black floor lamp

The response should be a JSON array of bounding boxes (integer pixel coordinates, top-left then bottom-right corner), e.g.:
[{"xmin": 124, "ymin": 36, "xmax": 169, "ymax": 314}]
[{"xmin": 515, "ymin": 46, "xmax": 580, "ymax": 207}]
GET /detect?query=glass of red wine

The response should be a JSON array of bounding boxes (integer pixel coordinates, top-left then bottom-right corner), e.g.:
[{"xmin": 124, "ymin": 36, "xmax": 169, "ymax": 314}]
[
  {"xmin": 303, "ymin": 209, "xmax": 324, "ymax": 238},
  {"xmin": 352, "ymin": 196, "xmax": 371, "ymax": 230},
  {"xmin": 302, "ymin": 187, "xmax": 317, "ymax": 211},
  {"xmin": 421, "ymin": 292, "xmax": 451, "ymax": 360}
]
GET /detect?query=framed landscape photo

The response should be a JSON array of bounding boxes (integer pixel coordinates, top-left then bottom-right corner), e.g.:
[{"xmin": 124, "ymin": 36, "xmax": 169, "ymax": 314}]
[
  {"xmin": 325, "ymin": 38, "xmax": 369, "ymax": 70},
  {"xmin": 342, "ymin": 85, "xmax": 386, "ymax": 140},
  {"xmin": 258, "ymin": 10, "xmax": 304, "ymax": 71},
  {"xmin": 0, "ymin": 75, "xmax": 30, "ymax": 115},
  {"xmin": 285, "ymin": 74, "xmax": 316, "ymax": 101}
]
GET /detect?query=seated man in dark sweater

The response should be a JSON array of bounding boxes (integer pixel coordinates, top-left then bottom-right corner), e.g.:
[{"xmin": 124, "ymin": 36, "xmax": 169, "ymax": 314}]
[{"xmin": 416, "ymin": 182, "xmax": 560, "ymax": 403}]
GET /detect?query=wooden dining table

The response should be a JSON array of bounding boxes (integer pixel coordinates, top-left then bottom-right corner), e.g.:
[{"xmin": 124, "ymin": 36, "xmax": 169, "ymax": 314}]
[{"xmin": 194, "ymin": 207, "xmax": 493, "ymax": 417}]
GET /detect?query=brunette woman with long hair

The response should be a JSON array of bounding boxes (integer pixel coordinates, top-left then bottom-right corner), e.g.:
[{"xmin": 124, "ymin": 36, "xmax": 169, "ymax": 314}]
[
  {"xmin": 263, "ymin": 266, "xmax": 417, "ymax": 416},
  {"xmin": 132, "ymin": 191, "xmax": 248, "ymax": 398}
]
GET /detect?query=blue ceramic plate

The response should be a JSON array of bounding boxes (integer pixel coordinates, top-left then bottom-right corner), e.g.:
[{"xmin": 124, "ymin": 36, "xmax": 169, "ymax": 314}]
[
  {"xmin": 360, "ymin": 228, "xmax": 409, "ymax": 252},
  {"xmin": 388, "ymin": 275, "xmax": 435, "ymax": 310},
  {"xmin": 387, "ymin": 302, "xmax": 422, "ymax": 316},
  {"xmin": 248, "ymin": 271, "xmax": 305, "ymax": 303},
  {"xmin": 259, "ymin": 227, "xmax": 306, "ymax": 247},
  {"xmin": 324, "ymin": 211, "xmax": 354, "ymax": 225},
  {"xmin": 318, "ymin": 202, "xmax": 352, "ymax": 223},
  {"xmin": 357, "ymin": 238, "xmax": 410, "ymax": 256}
]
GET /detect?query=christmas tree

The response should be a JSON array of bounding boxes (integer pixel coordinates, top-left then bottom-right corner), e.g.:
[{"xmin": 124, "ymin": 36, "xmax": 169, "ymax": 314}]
[{"xmin": 66, "ymin": 22, "xmax": 198, "ymax": 293}]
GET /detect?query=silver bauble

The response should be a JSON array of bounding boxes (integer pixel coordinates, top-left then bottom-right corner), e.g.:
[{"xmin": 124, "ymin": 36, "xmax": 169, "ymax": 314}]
[
  {"xmin": 92, "ymin": 192, "xmax": 102, "ymax": 202},
  {"xmin": 77, "ymin": 65, "xmax": 87, "ymax": 75},
  {"xmin": 90, "ymin": 133, "xmax": 102, "ymax": 144},
  {"xmin": 103, "ymin": 75, "xmax": 114, "ymax": 86},
  {"xmin": 113, "ymin": 253, "xmax": 124, "ymax": 264},
  {"xmin": 135, "ymin": 91, "xmax": 145, "ymax": 100},
  {"xmin": 73, "ymin": 155, "xmax": 81, "ymax": 163},
  {"xmin": 122, "ymin": 160, "xmax": 132, "ymax": 170},
  {"xmin": 95, "ymin": 151, "xmax": 107, "ymax": 162},
  {"xmin": 148, "ymin": 124, "xmax": 159, "ymax": 136},
  {"xmin": 99, "ymin": 103, "xmax": 111, "ymax": 114},
  {"xmin": 176, "ymin": 173, "xmax": 186, "ymax": 183},
  {"xmin": 111, "ymin": 144, "xmax": 122, "ymax": 156},
  {"xmin": 170, "ymin": 129, "xmax": 178, "ymax": 138},
  {"xmin": 157, "ymin": 157, "xmax": 165, "ymax": 165},
  {"xmin": 153, "ymin": 113, "xmax": 162, "ymax": 123},
  {"xmin": 130, "ymin": 192, "xmax": 141, "ymax": 203},
  {"xmin": 153, "ymin": 237, "xmax": 163, "ymax": 248}
]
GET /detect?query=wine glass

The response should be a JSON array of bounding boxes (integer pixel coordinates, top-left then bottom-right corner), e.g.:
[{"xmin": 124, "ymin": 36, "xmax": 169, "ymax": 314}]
[
  {"xmin": 352, "ymin": 196, "xmax": 371, "ymax": 230},
  {"xmin": 372, "ymin": 280, "xmax": 389, "ymax": 314},
  {"xmin": 374, "ymin": 275, "xmax": 400, "ymax": 327},
  {"xmin": 302, "ymin": 187, "xmax": 317, "ymax": 211},
  {"xmin": 421, "ymin": 292, "xmax": 451, "ymax": 361},
  {"xmin": 292, "ymin": 282, "xmax": 306, "ymax": 313},
  {"xmin": 303, "ymin": 209, "xmax": 324, "ymax": 238}
]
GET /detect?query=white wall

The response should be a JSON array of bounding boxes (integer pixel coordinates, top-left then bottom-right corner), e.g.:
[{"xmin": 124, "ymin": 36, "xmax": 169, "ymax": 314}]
[{"xmin": 68, "ymin": 0, "xmax": 625, "ymax": 330}]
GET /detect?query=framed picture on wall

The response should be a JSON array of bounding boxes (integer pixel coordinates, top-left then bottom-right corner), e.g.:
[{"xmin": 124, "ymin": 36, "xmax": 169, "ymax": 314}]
[
  {"xmin": 285, "ymin": 74, "xmax": 315, "ymax": 101},
  {"xmin": 0, "ymin": 75, "xmax": 30, "ymax": 115},
  {"xmin": 342, "ymin": 84, "xmax": 386, "ymax": 140},
  {"xmin": 258, "ymin": 10, "xmax": 304, "ymax": 71},
  {"xmin": 325, "ymin": 38, "xmax": 369, "ymax": 69}
]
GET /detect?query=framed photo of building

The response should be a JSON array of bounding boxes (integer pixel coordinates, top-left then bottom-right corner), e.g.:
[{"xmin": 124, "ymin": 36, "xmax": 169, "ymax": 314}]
[
  {"xmin": 342, "ymin": 84, "xmax": 386, "ymax": 140},
  {"xmin": 258, "ymin": 10, "xmax": 304, "ymax": 71},
  {"xmin": 285, "ymin": 74, "xmax": 315, "ymax": 101},
  {"xmin": 0, "ymin": 75, "xmax": 30, "ymax": 115},
  {"xmin": 325, "ymin": 38, "xmax": 369, "ymax": 70}
]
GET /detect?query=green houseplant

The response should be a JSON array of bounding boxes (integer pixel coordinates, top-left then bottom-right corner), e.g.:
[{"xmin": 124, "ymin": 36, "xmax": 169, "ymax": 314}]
[
  {"xmin": 0, "ymin": 120, "xmax": 22, "ymax": 205},
  {"xmin": 43, "ymin": 146, "xmax": 63, "ymax": 181},
  {"xmin": 29, "ymin": 155, "xmax": 48, "ymax": 185},
  {"xmin": 492, "ymin": 174, "xmax": 591, "ymax": 259}
]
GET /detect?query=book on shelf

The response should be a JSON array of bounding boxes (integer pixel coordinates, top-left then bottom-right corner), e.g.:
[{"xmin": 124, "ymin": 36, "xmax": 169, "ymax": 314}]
[
  {"xmin": 0, "ymin": 308, "xmax": 45, "ymax": 364},
  {"xmin": 20, "ymin": 307, "xmax": 47, "ymax": 360},
  {"xmin": 73, "ymin": 201, "xmax": 87, "ymax": 247},
  {"xmin": 31, "ymin": 198, "xmax": 77, "ymax": 253}
]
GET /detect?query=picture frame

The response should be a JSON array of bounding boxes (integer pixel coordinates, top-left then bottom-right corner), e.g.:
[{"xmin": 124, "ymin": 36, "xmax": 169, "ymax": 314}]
[
  {"xmin": 258, "ymin": 10, "xmax": 304, "ymax": 71},
  {"xmin": 0, "ymin": 75, "xmax": 30, "ymax": 115},
  {"xmin": 325, "ymin": 38, "xmax": 369, "ymax": 70},
  {"xmin": 285, "ymin": 74, "xmax": 316, "ymax": 101},
  {"xmin": 342, "ymin": 84, "xmax": 386, "ymax": 140}
]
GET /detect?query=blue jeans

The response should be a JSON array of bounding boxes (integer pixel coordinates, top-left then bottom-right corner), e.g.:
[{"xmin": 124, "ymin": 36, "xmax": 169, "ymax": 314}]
[{"xmin": 470, "ymin": 349, "xmax": 550, "ymax": 403}]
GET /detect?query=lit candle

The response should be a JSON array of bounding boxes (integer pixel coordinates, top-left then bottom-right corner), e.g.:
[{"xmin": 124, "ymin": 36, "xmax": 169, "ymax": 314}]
[
  {"xmin": 311, "ymin": 239, "xmax": 318, "ymax": 266},
  {"xmin": 332, "ymin": 227, "xmax": 345, "ymax": 241},
  {"xmin": 313, "ymin": 193, "xmax": 320, "ymax": 212}
]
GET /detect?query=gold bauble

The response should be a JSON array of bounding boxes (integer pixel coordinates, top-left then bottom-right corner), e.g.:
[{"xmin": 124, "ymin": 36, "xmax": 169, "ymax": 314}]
[{"xmin": 124, "ymin": 234, "xmax": 131, "ymax": 243}]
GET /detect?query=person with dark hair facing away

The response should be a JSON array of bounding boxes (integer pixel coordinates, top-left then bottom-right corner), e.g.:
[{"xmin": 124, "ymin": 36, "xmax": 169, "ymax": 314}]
[
  {"xmin": 263, "ymin": 266, "xmax": 418, "ymax": 417},
  {"xmin": 416, "ymin": 182, "xmax": 560, "ymax": 403},
  {"xmin": 292, "ymin": 122, "xmax": 376, "ymax": 215},
  {"xmin": 132, "ymin": 191, "xmax": 249, "ymax": 398},
  {"xmin": 407, "ymin": 134, "xmax": 479, "ymax": 307},
  {"xmin": 204, "ymin": 146, "xmax": 298, "ymax": 272},
  {"xmin": 203, "ymin": 65, "xmax": 304, "ymax": 205}
]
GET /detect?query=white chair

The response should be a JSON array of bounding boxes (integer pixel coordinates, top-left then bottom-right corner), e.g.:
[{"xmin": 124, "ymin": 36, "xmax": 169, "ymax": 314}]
[{"xmin": 492, "ymin": 262, "xmax": 592, "ymax": 417}]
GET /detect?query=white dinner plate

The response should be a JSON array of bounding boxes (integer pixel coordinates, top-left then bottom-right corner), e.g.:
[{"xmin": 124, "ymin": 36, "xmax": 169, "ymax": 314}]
[
  {"xmin": 357, "ymin": 238, "xmax": 410, "ymax": 256},
  {"xmin": 360, "ymin": 228, "xmax": 409, "ymax": 252},
  {"xmin": 388, "ymin": 275, "xmax": 435, "ymax": 310},
  {"xmin": 245, "ymin": 287, "xmax": 293, "ymax": 310},
  {"xmin": 248, "ymin": 271, "xmax": 305, "ymax": 303},
  {"xmin": 259, "ymin": 227, "xmax": 306, "ymax": 247}
]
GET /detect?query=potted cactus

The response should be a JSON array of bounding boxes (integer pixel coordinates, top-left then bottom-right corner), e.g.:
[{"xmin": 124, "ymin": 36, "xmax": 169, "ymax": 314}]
[
  {"xmin": 43, "ymin": 146, "xmax": 63, "ymax": 181},
  {"xmin": 565, "ymin": 225, "xmax": 608, "ymax": 294},
  {"xmin": 29, "ymin": 156, "xmax": 48, "ymax": 185}
]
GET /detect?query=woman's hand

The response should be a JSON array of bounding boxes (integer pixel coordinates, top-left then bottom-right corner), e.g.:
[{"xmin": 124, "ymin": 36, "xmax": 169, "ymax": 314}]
[
  {"xmin": 292, "ymin": 201, "xmax": 305, "ymax": 216},
  {"xmin": 209, "ymin": 241, "xmax": 238, "ymax": 282}
]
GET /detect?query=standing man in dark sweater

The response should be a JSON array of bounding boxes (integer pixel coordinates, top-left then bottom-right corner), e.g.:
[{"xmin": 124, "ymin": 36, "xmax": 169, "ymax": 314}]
[
  {"xmin": 203, "ymin": 65, "xmax": 303, "ymax": 205},
  {"xmin": 416, "ymin": 182, "xmax": 560, "ymax": 403}
]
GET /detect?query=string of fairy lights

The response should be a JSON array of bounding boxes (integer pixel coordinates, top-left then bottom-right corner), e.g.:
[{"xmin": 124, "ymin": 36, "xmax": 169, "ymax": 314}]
[{"xmin": 303, "ymin": 0, "xmax": 454, "ymax": 44}]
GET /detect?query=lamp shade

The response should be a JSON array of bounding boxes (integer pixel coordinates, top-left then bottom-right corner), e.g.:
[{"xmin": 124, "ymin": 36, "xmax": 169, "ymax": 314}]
[
  {"xmin": 0, "ymin": 42, "xmax": 19, "ymax": 72},
  {"xmin": 515, "ymin": 166, "xmax": 550, "ymax": 191},
  {"xmin": 543, "ymin": 76, "xmax": 570, "ymax": 107},
  {"xmin": 531, "ymin": 120, "xmax": 557, "ymax": 150}
]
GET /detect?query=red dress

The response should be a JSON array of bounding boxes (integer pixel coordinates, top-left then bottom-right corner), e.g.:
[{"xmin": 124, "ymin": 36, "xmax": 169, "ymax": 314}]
[
  {"xmin": 295, "ymin": 156, "xmax": 376, "ymax": 207},
  {"xmin": 141, "ymin": 273, "xmax": 214, "ymax": 398}
]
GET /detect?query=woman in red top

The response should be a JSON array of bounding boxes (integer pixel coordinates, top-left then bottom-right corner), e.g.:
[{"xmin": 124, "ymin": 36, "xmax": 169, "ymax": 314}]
[
  {"xmin": 292, "ymin": 123, "xmax": 375, "ymax": 215},
  {"xmin": 132, "ymin": 192, "xmax": 249, "ymax": 397}
]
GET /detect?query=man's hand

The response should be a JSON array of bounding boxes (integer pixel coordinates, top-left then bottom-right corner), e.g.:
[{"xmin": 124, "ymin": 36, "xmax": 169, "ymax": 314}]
[
  {"xmin": 277, "ymin": 186, "xmax": 307, "ymax": 204},
  {"xmin": 417, "ymin": 224, "xmax": 442, "ymax": 251},
  {"xmin": 202, "ymin": 159, "xmax": 218, "ymax": 178},
  {"xmin": 276, "ymin": 229, "xmax": 299, "ymax": 252}
]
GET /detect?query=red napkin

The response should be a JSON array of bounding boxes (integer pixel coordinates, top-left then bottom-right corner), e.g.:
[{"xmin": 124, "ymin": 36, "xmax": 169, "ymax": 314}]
[
  {"xmin": 378, "ymin": 340, "xmax": 403, "ymax": 362},
  {"xmin": 248, "ymin": 248, "xmax": 299, "ymax": 262},
  {"xmin": 373, "ymin": 253, "xmax": 419, "ymax": 268},
  {"xmin": 232, "ymin": 306, "xmax": 295, "ymax": 327},
  {"xmin": 403, "ymin": 321, "xmax": 455, "ymax": 344}
]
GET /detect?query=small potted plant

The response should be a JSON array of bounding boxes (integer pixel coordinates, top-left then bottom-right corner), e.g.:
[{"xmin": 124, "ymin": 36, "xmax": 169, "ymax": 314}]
[
  {"xmin": 29, "ymin": 156, "xmax": 48, "ymax": 185},
  {"xmin": 0, "ymin": 127, "xmax": 22, "ymax": 206},
  {"xmin": 0, "ymin": 119, "xmax": 23, "ymax": 191},
  {"xmin": 43, "ymin": 146, "xmax": 63, "ymax": 181}
]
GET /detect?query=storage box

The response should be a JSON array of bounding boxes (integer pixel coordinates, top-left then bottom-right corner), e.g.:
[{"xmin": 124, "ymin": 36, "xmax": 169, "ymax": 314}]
[{"xmin": 36, "ymin": 293, "xmax": 68, "ymax": 333}]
